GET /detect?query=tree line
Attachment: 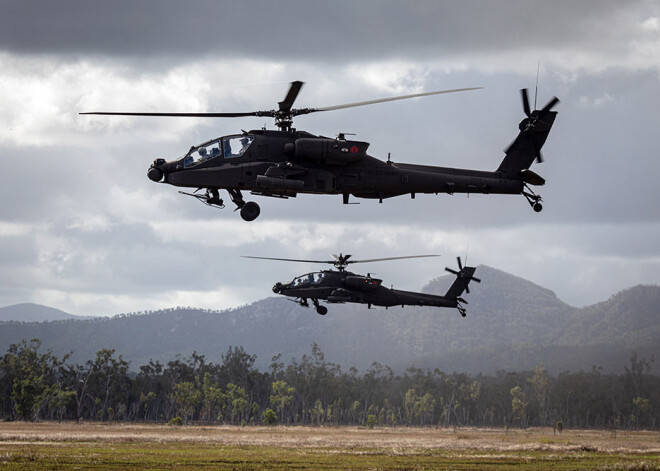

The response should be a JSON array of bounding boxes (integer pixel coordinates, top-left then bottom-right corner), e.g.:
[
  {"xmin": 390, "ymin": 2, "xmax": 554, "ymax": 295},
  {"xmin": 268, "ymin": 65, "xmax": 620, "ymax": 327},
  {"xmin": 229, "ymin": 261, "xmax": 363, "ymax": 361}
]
[{"xmin": 0, "ymin": 338, "xmax": 657, "ymax": 429}]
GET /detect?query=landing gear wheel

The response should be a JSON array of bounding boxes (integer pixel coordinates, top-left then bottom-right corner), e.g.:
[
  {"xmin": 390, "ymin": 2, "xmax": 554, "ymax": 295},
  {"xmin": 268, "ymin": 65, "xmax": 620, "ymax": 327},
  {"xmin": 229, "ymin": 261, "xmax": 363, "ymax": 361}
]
[
  {"xmin": 240, "ymin": 201, "xmax": 261, "ymax": 221},
  {"xmin": 311, "ymin": 298, "xmax": 327, "ymax": 315},
  {"xmin": 523, "ymin": 184, "xmax": 544, "ymax": 213}
]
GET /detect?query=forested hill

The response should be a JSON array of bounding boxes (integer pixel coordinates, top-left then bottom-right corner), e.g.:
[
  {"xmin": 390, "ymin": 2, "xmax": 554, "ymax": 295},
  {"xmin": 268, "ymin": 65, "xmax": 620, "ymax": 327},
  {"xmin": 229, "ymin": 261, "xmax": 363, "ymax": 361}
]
[
  {"xmin": 0, "ymin": 266, "xmax": 658, "ymax": 374},
  {"xmin": 0, "ymin": 303, "xmax": 85, "ymax": 322}
]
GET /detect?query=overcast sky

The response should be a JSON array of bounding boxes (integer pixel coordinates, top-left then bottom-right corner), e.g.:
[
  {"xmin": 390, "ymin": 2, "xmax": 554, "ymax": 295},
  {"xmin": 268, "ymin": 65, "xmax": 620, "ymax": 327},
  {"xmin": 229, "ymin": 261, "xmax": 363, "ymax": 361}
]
[{"xmin": 1, "ymin": 0, "xmax": 659, "ymax": 316}]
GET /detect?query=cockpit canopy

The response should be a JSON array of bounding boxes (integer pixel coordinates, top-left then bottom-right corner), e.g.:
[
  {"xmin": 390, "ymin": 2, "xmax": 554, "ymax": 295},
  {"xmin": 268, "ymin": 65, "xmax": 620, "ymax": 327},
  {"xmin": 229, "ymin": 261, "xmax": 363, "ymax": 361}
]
[
  {"xmin": 287, "ymin": 272, "xmax": 326, "ymax": 288},
  {"xmin": 183, "ymin": 134, "xmax": 255, "ymax": 168}
]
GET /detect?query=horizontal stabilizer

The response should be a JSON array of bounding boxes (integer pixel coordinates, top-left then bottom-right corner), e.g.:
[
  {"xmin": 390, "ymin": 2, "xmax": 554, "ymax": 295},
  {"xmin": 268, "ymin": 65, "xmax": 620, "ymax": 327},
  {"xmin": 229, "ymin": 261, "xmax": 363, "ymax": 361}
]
[{"xmin": 520, "ymin": 169, "xmax": 545, "ymax": 186}]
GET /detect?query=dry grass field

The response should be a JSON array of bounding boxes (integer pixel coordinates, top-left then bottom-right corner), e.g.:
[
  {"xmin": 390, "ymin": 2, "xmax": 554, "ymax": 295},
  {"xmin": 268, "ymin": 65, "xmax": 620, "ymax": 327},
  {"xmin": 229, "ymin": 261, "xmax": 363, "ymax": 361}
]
[{"xmin": 0, "ymin": 422, "xmax": 658, "ymax": 470}]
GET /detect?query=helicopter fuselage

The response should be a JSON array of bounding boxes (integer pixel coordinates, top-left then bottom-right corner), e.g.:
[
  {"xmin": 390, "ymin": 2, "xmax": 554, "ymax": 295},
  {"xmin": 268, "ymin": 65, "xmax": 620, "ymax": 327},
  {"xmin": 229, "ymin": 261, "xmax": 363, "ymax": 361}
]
[
  {"xmin": 150, "ymin": 128, "xmax": 530, "ymax": 206},
  {"xmin": 272, "ymin": 269, "xmax": 459, "ymax": 309},
  {"xmin": 83, "ymin": 82, "xmax": 557, "ymax": 221}
]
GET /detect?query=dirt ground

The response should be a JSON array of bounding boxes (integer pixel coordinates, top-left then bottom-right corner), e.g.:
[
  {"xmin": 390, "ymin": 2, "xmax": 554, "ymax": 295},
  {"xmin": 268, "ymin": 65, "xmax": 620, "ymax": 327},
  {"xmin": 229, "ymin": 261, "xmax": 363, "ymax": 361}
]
[{"xmin": 1, "ymin": 421, "xmax": 658, "ymax": 453}]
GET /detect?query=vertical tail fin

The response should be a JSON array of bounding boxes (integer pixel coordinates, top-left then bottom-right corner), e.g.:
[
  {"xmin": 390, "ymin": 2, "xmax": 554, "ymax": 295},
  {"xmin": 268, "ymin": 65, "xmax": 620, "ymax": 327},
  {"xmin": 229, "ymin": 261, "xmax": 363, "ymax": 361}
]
[
  {"xmin": 444, "ymin": 257, "xmax": 480, "ymax": 316},
  {"xmin": 497, "ymin": 89, "xmax": 559, "ymax": 178}
]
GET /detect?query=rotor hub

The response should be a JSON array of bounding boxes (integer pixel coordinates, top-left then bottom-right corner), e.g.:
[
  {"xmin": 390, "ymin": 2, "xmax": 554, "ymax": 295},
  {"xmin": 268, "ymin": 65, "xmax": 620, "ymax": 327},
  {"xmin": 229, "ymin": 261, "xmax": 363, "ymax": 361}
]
[{"xmin": 520, "ymin": 117, "xmax": 536, "ymax": 132}]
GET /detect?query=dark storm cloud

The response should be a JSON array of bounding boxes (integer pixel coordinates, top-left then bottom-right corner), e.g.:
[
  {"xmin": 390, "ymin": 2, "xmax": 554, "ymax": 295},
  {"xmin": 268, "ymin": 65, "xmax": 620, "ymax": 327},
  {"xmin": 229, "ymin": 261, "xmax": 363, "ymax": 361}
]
[{"xmin": 0, "ymin": 0, "xmax": 634, "ymax": 60}]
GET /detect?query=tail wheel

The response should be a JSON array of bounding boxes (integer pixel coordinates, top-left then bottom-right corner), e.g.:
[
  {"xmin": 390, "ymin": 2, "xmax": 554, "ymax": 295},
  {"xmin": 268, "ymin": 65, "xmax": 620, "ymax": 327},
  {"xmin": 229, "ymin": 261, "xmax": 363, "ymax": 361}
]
[
  {"xmin": 522, "ymin": 185, "xmax": 543, "ymax": 213},
  {"xmin": 240, "ymin": 201, "xmax": 261, "ymax": 221}
]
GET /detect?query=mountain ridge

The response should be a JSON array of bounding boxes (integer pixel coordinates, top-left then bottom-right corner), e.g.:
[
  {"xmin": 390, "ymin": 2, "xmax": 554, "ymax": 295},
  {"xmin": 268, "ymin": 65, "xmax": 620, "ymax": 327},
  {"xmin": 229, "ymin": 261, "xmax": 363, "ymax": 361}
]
[
  {"xmin": 1, "ymin": 267, "xmax": 657, "ymax": 375},
  {"xmin": 0, "ymin": 303, "xmax": 87, "ymax": 322}
]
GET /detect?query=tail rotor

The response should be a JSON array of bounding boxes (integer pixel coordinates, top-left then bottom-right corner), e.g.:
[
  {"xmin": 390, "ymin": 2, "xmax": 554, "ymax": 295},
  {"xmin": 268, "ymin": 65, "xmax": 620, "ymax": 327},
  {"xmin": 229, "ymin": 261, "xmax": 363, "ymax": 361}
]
[
  {"xmin": 498, "ymin": 86, "xmax": 559, "ymax": 212},
  {"xmin": 444, "ymin": 257, "xmax": 480, "ymax": 316},
  {"xmin": 445, "ymin": 257, "xmax": 481, "ymax": 294},
  {"xmin": 516, "ymin": 88, "xmax": 560, "ymax": 164}
]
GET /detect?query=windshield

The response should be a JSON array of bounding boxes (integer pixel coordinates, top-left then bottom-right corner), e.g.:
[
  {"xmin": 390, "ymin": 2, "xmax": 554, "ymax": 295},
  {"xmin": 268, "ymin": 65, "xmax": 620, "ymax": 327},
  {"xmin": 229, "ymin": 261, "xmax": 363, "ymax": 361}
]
[
  {"xmin": 223, "ymin": 135, "xmax": 254, "ymax": 158},
  {"xmin": 288, "ymin": 272, "xmax": 325, "ymax": 287},
  {"xmin": 183, "ymin": 137, "xmax": 223, "ymax": 168},
  {"xmin": 182, "ymin": 135, "xmax": 254, "ymax": 168}
]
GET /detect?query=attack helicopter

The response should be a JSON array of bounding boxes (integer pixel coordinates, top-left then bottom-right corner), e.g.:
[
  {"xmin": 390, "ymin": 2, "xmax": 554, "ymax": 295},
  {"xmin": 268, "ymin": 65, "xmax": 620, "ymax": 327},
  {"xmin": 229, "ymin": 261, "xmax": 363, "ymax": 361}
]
[
  {"xmin": 80, "ymin": 82, "xmax": 558, "ymax": 221},
  {"xmin": 243, "ymin": 254, "xmax": 480, "ymax": 316}
]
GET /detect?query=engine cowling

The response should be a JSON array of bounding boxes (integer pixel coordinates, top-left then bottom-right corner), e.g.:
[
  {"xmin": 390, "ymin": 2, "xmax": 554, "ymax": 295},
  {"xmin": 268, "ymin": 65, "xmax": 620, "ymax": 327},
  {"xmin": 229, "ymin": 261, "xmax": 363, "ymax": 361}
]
[
  {"xmin": 285, "ymin": 138, "xmax": 369, "ymax": 165},
  {"xmin": 345, "ymin": 276, "xmax": 382, "ymax": 290},
  {"xmin": 327, "ymin": 288, "xmax": 353, "ymax": 303}
]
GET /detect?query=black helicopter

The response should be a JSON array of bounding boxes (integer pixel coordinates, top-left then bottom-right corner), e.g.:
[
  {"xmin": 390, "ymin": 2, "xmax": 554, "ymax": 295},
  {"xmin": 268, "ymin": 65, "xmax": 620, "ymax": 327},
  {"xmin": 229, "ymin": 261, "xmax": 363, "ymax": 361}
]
[
  {"xmin": 81, "ymin": 82, "xmax": 558, "ymax": 221},
  {"xmin": 243, "ymin": 254, "xmax": 480, "ymax": 316}
]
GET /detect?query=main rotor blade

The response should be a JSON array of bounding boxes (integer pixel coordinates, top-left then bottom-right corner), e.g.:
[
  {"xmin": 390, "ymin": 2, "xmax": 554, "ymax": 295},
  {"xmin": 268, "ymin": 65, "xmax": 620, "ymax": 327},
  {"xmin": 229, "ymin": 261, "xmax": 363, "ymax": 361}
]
[
  {"xmin": 349, "ymin": 254, "xmax": 441, "ymax": 264},
  {"xmin": 535, "ymin": 149, "xmax": 544, "ymax": 164},
  {"xmin": 314, "ymin": 87, "xmax": 483, "ymax": 112},
  {"xmin": 80, "ymin": 85, "xmax": 486, "ymax": 120},
  {"xmin": 521, "ymin": 88, "xmax": 531, "ymax": 117},
  {"xmin": 79, "ymin": 111, "xmax": 273, "ymax": 118},
  {"xmin": 244, "ymin": 254, "xmax": 441, "ymax": 266},
  {"xmin": 278, "ymin": 81, "xmax": 304, "ymax": 113},
  {"xmin": 242, "ymin": 255, "xmax": 334, "ymax": 264},
  {"xmin": 540, "ymin": 96, "xmax": 560, "ymax": 113}
]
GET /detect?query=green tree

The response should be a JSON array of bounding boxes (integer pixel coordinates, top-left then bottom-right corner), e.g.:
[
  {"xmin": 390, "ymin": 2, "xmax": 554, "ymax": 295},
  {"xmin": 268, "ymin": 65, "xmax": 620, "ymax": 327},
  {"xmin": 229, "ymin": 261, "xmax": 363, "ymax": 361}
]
[
  {"xmin": 270, "ymin": 380, "xmax": 294, "ymax": 423},
  {"xmin": 12, "ymin": 377, "xmax": 43, "ymax": 421},
  {"xmin": 68, "ymin": 362, "xmax": 94, "ymax": 421},
  {"xmin": 349, "ymin": 400, "xmax": 362, "ymax": 425},
  {"xmin": 632, "ymin": 396, "xmax": 651, "ymax": 428},
  {"xmin": 510, "ymin": 385, "xmax": 528, "ymax": 428},
  {"xmin": 457, "ymin": 380, "xmax": 481, "ymax": 426},
  {"xmin": 442, "ymin": 376, "xmax": 462, "ymax": 427},
  {"xmin": 41, "ymin": 382, "xmax": 76, "ymax": 422},
  {"xmin": 200, "ymin": 373, "xmax": 223, "ymax": 423},
  {"xmin": 171, "ymin": 381, "xmax": 201, "ymax": 424},
  {"xmin": 311, "ymin": 399, "xmax": 324, "ymax": 425},
  {"xmin": 90, "ymin": 349, "xmax": 129, "ymax": 421},
  {"xmin": 3, "ymin": 339, "xmax": 69, "ymax": 421},
  {"xmin": 262, "ymin": 408, "xmax": 277, "ymax": 425},
  {"xmin": 139, "ymin": 391, "xmax": 157, "ymax": 421},
  {"xmin": 528, "ymin": 363, "xmax": 551, "ymax": 426},
  {"xmin": 404, "ymin": 388, "xmax": 420, "ymax": 425},
  {"xmin": 224, "ymin": 383, "xmax": 249, "ymax": 424},
  {"xmin": 221, "ymin": 346, "xmax": 256, "ymax": 389},
  {"xmin": 283, "ymin": 343, "xmax": 340, "ymax": 424},
  {"xmin": 326, "ymin": 398, "xmax": 342, "ymax": 425},
  {"xmin": 418, "ymin": 392, "xmax": 436, "ymax": 426},
  {"xmin": 366, "ymin": 413, "xmax": 377, "ymax": 429}
]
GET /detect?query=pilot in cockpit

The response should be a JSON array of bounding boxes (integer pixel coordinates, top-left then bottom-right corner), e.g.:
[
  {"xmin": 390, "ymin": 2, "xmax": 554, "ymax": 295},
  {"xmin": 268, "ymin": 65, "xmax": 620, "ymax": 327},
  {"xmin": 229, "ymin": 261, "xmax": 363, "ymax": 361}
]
[{"xmin": 238, "ymin": 137, "xmax": 250, "ymax": 155}]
